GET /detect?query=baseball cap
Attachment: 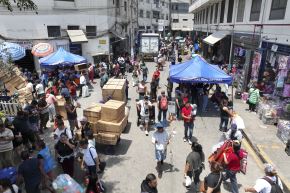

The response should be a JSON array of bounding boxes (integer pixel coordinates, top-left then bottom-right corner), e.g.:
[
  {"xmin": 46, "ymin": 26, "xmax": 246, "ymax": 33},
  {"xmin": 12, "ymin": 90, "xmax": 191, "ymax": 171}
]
[
  {"xmin": 79, "ymin": 117, "xmax": 87, "ymax": 122},
  {"xmin": 264, "ymin": 163, "xmax": 277, "ymax": 174},
  {"xmin": 155, "ymin": 122, "xmax": 164, "ymax": 129}
]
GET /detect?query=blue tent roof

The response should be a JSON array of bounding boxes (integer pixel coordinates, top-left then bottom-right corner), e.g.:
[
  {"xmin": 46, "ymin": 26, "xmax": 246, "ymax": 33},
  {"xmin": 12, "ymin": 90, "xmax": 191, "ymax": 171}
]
[
  {"xmin": 169, "ymin": 55, "xmax": 233, "ymax": 84},
  {"xmin": 39, "ymin": 47, "xmax": 86, "ymax": 68}
]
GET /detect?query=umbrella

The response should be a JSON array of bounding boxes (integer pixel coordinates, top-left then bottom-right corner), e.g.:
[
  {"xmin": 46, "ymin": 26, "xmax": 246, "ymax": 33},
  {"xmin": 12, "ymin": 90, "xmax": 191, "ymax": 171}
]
[
  {"xmin": 32, "ymin": 43, "xmax": 53, "ymax": 57},
  {"xmin": 0, "ymin": 42, "xmax": 26, "ymax": 61}
]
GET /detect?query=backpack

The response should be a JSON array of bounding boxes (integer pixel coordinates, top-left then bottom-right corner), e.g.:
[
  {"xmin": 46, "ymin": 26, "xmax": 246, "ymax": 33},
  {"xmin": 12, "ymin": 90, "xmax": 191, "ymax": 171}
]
[
  {"xmin": 262, "ymin": 177, "xmax": 283, "ymax": 193},
  {"xmin": 160, "ymin": 96, "xmax": 168, "ymax": 110}
]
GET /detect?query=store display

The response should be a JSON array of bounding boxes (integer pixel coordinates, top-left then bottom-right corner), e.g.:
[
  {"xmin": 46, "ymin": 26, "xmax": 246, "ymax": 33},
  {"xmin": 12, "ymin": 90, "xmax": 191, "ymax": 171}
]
[
  {"xmin": 53, "ymin": 174, "xmax": 84, "ymax": 193},
  {"xmin": 251, "ymin": 52, "xmax": 261, "ymax": 80},
  {"xmin": 278, "ymin": 55, "xmax": 288, "ymax": 70}
]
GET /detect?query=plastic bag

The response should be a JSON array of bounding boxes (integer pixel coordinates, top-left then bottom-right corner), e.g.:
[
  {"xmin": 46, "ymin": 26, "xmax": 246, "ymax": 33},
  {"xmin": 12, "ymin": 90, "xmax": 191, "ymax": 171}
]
[{"xmin": 52, "ymin": 174, "xmax": 84, "ymax": 193}]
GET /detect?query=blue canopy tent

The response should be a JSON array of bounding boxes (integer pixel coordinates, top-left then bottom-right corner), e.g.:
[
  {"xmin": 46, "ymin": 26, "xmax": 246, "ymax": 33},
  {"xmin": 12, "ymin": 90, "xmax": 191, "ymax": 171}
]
[
  {"xmin": 169, "ymin": 55, "xmax": 232, "ymax": 84},
  {"xmin": 39, "ymin": 47, "xmax": 86, "ymax": 68}
]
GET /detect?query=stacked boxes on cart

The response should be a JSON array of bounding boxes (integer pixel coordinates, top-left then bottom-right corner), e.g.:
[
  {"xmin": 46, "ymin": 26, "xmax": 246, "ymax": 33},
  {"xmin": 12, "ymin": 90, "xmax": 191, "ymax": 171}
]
[
  {"xmin": 102, "ymin": 79, "xmax": 126, "ymax": 102},
  {"xmin": 83, "ymin": 100, "xmax": 129, "ymax": 145}
]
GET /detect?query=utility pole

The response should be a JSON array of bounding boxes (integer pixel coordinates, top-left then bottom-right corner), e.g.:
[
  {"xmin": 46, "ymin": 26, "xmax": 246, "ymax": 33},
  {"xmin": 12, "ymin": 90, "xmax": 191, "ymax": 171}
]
[{"xmin": 130, "ymin": 0, "xmax": 134, "ymax": 58}]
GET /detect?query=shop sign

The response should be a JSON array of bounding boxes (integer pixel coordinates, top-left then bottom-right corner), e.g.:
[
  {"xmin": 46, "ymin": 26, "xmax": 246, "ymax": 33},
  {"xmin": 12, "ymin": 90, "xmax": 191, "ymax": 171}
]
[
  {"xmin": 99, "ymin": 39, "xmax": 107, "ymax": 45},
  {"xmin": 271, "ymin": 44, "xmax": 278, "ymax": 52}
]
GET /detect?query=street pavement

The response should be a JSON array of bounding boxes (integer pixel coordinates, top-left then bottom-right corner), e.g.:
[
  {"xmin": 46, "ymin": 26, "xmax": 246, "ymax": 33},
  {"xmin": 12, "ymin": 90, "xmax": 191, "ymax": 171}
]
[{"xmin": 64, "ymin": 61, "xmax": 268, "ymax": 193}]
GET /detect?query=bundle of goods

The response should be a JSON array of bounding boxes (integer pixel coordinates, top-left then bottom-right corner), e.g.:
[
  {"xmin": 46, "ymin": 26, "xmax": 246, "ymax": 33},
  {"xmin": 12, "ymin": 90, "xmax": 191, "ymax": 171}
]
[
  {"xmin": 209, "ymin": 140, "xmax": 248, "ymax": 174},
  {"xmin": 52, "ymin": 174, "xmax": 84, "ymax": 193},
  {"xmin": 83, "ymin": 100, "xmax": 129, "ymax": 145},
  {"xmin": 276, "ymin": 119, "xmax": 290, "ymax": 144},
  {"xmin": 102, "ymin": 79, "xmax": 126, "ymax": 101},
  {"xmin": 55, "ymin": 96, "xmax": 67, "ymax": 120},
  {"xmin": 0, "ymin": 167, "xmax": 17, "ymax": 184},
  {"xmin": 257, "ymin": 101, "xmax": 270, "ymax": 120}
]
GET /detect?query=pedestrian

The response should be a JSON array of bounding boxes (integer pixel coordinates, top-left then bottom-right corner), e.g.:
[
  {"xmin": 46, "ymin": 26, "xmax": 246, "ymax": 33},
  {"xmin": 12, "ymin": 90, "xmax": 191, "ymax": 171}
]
[
  {"xmin": 137, "ymin": 96, "xmax": 153, "ymax": 136},
  {"xmin": 25, "ymin": 79, "xmax": 34, "ymax": 98},
  {"xmin": 65, "ymin": 96, "xmax": 80, "ymax": 134},
  {"xmin": 182, "ymin": 102, "xmax": 195, "ymax": 145},
  {"xmin": 153, "ymin": 68, "xmax": 160, "ymax": 88},
  {"xmin": 219, "ymin": 99, "xmax": 230, "ymax": 132},
  {"xmin": 0, "ymin": 178, "xmax": 19, "ymax": 193},
  {"xmin": 13, "ymin": 110, "xmax": 36, "ymax": 151},
  {"xmin": 202, "ymin": 86, "xmax": 209, "ymax": 113},
  {"xmin": 157, "ymin": 91, "xmax": 169, "ymax": 123},
  {"xmin": 60, "ymin": 84, "xmax": 70, "ymax": 98},
  {"xmin": 152, "ymin": 123, "xmax": 170, "ymax": 174},
  {"xmin": 141, "ymin": 173, "xmax": 158, "ymax": 193},
  {"xmin": 201, "ymin": 161, "xmax": 223, "ymax": 193},
  {"xmin": 175, "ymin": 91, "xmax": 183, "ymax": 120},
  {"xmin": 184, "ymin": 143, "xmax": 205, "ymax": 190},
  {"xmin": 69, "ymin": 81, "xmax": 78, "ymax": 101},
  {"xmin": 54, "ymin": 133, "xmax": 75, "ymax": 177},
  {"xmin": 137, "ymin": 80, "xmax": 147, "ymax": 100},
  {"xmin": 132, "ymin": 66, "xmax": 140, "ymax": 87},
  {"xmin": 225, "ymin": 124, "xmax": 243, "ymax": 142},
  {"xmin": 248, "ymin": 84, "xmax": 260, "ymax": 112},
  {"xmin": 150, "ymin": 78, "xmax": 158, "ymax": 102},
  {"xmin": 100, "ymin": 72, "xmax": 109, "ymax": 88},
  {"xmin": 26, "ymin": 100, "xmax": 40, "ymax": 140},
  {"xmin": 17, "ymin": 150, "xmax": 42, "ymax": 193},
  {"xmin": 79, "ymin": 70, "xmax": 86, "ymax": 97},
  {"xmin": 223, "ymin": 141, "xmax": 242, "ymax": 193},
  {"xmin": 166, "ymin": 78, "xmax": 173, "ymax": 101},
  {"xmin": 85, "ymin": 174, "xmax": 105, "ymax": 193},
  {"xmin": 245, "ymin": 163, "xmax": 283, "ymax": 193},
  {"xmin": 141, "ymin": 62, "xmax": 148, "ymax": 82},
  {"xmin": 53, "ymin": 120, "xmax": 73, "ymax": 141},
  {"xmin": 36, "ymin": 140, "xmax": 56, "ymax": 193},
  {"xmin": 46, "ymin": 91, "xmax": 57, "ymax": 122},
  {"xmin": 38, "ymin": 94, "xmax": 50, "ymax": 134},
  {"xmin": 79, "ymin": 117, "xmax": 92, "ymax": 139},
  {"xmin": 80, "ymin": 139, "xmax": 100, "ymax": 176},
  {"xmin": 125, "ymin": 76, "xmax": 129, "ymax": 100},
  {"xmin": 35, "ymin": 79, "xmax": 45, "ymax": 98},
  {"xmin": 0, "ymin": 119, "xmax": 14, "ymax": 168},
  {"xmin": 88, "ymin": 63, "xmax": 96, "ymax": 84}
]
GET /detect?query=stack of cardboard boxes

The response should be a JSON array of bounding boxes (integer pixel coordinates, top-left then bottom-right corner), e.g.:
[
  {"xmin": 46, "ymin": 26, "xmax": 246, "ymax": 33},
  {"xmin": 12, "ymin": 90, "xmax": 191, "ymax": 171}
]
[
  {"xmin": 102, "ymin": 79, "xmax": 126, "ymax": 102},
  {"xmin": 55, "ymin": 96, "xmax": 67, "ymax": 120},
  {"xmin": 83, "ymin": 100, "xmax": 129, "ymax": 145}
]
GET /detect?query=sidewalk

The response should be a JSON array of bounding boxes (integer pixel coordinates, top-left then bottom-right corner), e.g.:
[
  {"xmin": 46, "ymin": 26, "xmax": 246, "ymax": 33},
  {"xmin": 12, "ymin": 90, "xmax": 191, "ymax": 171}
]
[{"xmin": 234, "ymin": 99, "xmax": 290, "ymax": 192}]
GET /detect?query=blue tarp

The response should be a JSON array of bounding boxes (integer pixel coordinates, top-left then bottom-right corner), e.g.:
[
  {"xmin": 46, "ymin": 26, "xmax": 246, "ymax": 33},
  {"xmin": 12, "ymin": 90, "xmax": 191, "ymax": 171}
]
[
  {"xmin": 169, "ymin": 55, "xmax": 233, "ymax": 84},
  {"xmin": 39, "ymin": 47, "xmax": 86, "ymax": 68}
]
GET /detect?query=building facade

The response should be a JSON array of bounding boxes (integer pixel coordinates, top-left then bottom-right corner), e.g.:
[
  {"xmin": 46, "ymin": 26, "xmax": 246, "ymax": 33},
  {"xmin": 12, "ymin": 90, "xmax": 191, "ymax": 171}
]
[
  {"xmin": 189, "ymin": 0, "xmax": 290, "ymax": 95},
  {"xmin": 138, "ymin": 0, "xmax": 170, "ymax": 33},
  {"xmin": 171, "ymin": 0, "xmax": 194, "ymax": 34},
  {"xmin": 0, "ymin": 0, "xmax": 138, "ymax": 72}
]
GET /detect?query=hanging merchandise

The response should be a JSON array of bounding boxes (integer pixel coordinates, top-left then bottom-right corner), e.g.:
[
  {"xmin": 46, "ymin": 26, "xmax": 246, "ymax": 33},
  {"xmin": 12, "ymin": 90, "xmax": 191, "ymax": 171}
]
[
  {"xmin": 278, "ymin": 55, "xmax": 288, "ymax": 70},
  {"xmin": 276, "ymin": 76, "xmax": 285, "ymax": 88},
  {"xmin": 251, "ymin": 52, "xmax": 261, "ymax": 80},
  {"xmin": 283, "ymin": 84, "xmax": 290, "ymax": 98}
]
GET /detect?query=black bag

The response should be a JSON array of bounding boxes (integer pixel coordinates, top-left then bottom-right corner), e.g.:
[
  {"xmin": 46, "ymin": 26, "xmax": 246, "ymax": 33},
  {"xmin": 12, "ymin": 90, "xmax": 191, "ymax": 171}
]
[
  {"xmin": 263, "ymin": 177, "xmax": 284, "ymax": 193},
  {"xmin": 285, "ymin": 139, "xmax": 290, "ymax": 156}
]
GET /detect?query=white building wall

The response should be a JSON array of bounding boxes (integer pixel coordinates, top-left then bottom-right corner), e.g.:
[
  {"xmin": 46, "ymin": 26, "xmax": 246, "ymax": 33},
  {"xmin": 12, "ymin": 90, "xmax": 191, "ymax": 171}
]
[
  {"xmin": 190, "ymin": 0, "xmax": 290, "ymax": 46},
  {"xmin": 171, "ymin": 13, "xmax": 194, "ymax": 31}
]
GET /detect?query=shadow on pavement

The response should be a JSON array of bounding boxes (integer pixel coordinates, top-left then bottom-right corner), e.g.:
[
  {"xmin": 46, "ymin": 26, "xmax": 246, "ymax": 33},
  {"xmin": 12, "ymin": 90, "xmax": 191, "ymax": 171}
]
[
  {"xmin": 103, "ymin": 180, "xmax": 121, "ymax": 193},
  {"xmin": 122, "ymin": 121, "xmax": 132, "ymax": 134},
  {"xmin": 96, "ymin": 138, "xmax": 132, "ymax": 156},
  {"xmin": 105, "ymin": 156, "xmax": 129, "ymax": 168}
]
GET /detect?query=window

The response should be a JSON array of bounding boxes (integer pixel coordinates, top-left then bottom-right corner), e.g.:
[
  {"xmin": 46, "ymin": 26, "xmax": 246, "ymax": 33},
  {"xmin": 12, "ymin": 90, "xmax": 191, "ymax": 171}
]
[
  {"xmin": 47, "ymin": 26, "xmax": 61, "ymax": 37},
  {"xmin": 214, "ymin": 3, "xmax": 218, "ymax": 23},
  {"xmin": 116, "ymin": 0, "xmax": 120, "ymax": 7},
  {"xmin": 161, "ymin": 14, "xmax": 164, "ymax": 19},
  {"xmin": 220, "ymin": 0, "xmax": 225, "ymax": 23},
  {"xmin": 146, "ymin": 0, "xmax": 150, "ymax": 3},
  {"xmin": 67, "ymin": 25, "xmax": 79, "ymax": 30},
  {"xmin": 250, "ymin": 0, "xmax": 262, "ymax": 21},
  {"xmin": 139, "ymin": 26, "xmax": 145, "ymax": 30},
  {"xmin": 86, "ymin": 26, "xmax": 96, "ymax": 36},
  {"xmin": 166, "ymin": 14, "xmax": 169, "ymax": 20},
  {"xmin": 173, "ymin": 19, "xmax": 179, "ymax": 23},
  {"xmin": 152, "ymin": 11, "xmax": 159, "ymax": 19},
  {"xmin": 183, "ymin": 19, "xmax": 188, "ymax": 21},
  {"xmin": 147, "ymin": 26, "xmax": 151, "ymax": 29},
  {"xmin": 210, "ymin": 5, "xmax": 213, "ymax": 24},
  {"xmin": 124, "ymin": 1, "xmax": 127, "ymax": 11},
  {"xmin": 206, "ymin": 7, "xmax": 209, "ymax": 23},
  {"xmin": 162, "ymin": 1, "xmax": 164, "ymax": 6},
  {"xmin": 139, "ymin": 9, "xmax": 144, "ymax": 17},
  {"xmin": 227, "ymin": 0, "xmax": 234, "ymax": 23},
  {"xmin": 236, "ymin": 0, "xmax": 245, "ymax": 22},
  {"xmin": 146, "ymin": 11, "xmax": 150, "ymax": 18},
  {"xmin": 202, "ymin": 9, "xmax": 205, "ymax": 24},
  {"xmin": 269, "ymin": 0, "xmax": 288, "ymax": 20}
]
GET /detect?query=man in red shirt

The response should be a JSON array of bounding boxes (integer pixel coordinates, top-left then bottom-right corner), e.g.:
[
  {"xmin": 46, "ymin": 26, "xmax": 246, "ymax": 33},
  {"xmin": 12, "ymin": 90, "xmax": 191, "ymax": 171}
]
[
  {"xmin": 223, "ymin": 141, "xmax": 242, "ymax": 193},
  {"xmin": 181, "ymin": 102, "xmax": 194, "ymax": 145},
  {"xmin": 153, "ymin": 68, "xmax": 160, "ymax": 88}
]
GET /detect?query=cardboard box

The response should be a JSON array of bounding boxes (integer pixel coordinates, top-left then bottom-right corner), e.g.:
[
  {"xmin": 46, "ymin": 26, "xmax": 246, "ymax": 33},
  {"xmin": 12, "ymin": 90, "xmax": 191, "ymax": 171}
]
[
  {"xmin": 102, "ymin": 84, "xmax": 125, "ymax": 101},
  {"xmin": 93, "ymin": 113, "xmax": 128, "ymax": 135},
  {"xmin": 55, "ymin": 96, "xmax": 67, "ymax": 120},
  {"xmin": 74, "ymin": 63, "xmax": 87, "ymax": 71},
  {"xmin": 101, "ymin": 100, "xmax": 125, "ymax": 122},
  {"xmin": 83, "ymin": 104, "xmax": 102, "ymax": 121},
  {"xmin": 94, "ymin": 133, "xmax": 118, "ymax": 145}
]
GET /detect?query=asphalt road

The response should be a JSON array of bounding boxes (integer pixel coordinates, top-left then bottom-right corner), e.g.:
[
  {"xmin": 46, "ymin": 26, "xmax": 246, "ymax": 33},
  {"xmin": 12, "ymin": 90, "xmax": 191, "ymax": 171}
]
[{"xmin": 66, "ymin": 61, "xmax": 266, "ymax": 193}]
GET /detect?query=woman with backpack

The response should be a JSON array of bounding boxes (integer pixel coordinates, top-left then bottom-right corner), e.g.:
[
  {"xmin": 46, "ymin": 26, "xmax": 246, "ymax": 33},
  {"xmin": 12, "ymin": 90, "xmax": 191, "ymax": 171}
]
[
  {"xmin": 157, "ymin": 91, "xmax": 169, "ymax": 123},
  {"xmin": 200, "ymin": 162, "xmax": 223, "ymax": 193}
]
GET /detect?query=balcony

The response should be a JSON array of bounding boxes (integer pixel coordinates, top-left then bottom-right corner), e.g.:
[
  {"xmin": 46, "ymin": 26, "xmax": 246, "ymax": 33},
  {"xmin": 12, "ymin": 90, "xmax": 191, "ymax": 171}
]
[{"xmin": 189, "ymin": 0, "xmax": 212, "ymax": 13}]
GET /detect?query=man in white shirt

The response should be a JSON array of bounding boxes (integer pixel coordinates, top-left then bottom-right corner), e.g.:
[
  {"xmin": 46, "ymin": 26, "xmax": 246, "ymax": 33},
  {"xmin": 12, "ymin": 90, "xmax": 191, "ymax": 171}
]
[
  {"xmin": 53, "ymin": 121, "xmax": 73, "ymax": 141},
  {"xmin": 79, "ymin": 71, "xmax": 87, "ymax": 97},
  {"xmin": 245, "ymin": 163, "xmax": 283, "ymax": 193},
  {"xmin": 35, "ymin": 80, "xmax": 45, "ymax": 98},
  {"xmin": 152, "ymin": 122, "xmax": 169, "ymax": 174},
  {"xmin": 137, "ymin": 96, "xmax": 152, "ymax": 136},
  {"xmin": 80, "ymin": 139, "xmax": 100, "ymax": 176},
  {"xmin": 0, "ymin": 120, "xmax": 14, "ymax": 168},
  {"xmin": 25, "ymin": 79, "xmax": 34, "ymax": 95}
]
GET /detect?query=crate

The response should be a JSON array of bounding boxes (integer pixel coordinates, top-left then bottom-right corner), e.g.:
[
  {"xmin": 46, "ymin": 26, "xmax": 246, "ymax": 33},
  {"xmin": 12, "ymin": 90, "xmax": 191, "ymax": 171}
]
[
  {"xmin": 262, "ymin": 115, "xmax": 277, "ymax": 125},
  {"xmin": 94, "ymin": 133, "xmax": 118, "ymax": 145},
  {"xmin": 74, "ymin": 63, "xmax": 87, "ymax": 72},
  {"xmin": 101, "ymin": 100, "xmax": 125, "ymax": 123},
  {"xmin": 102, "ymin": 84, "xmax": 125, "ymax": 101},
  {"xmin": 55, "ymin": 96, "xmax": 67, "ymax": 120}
]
